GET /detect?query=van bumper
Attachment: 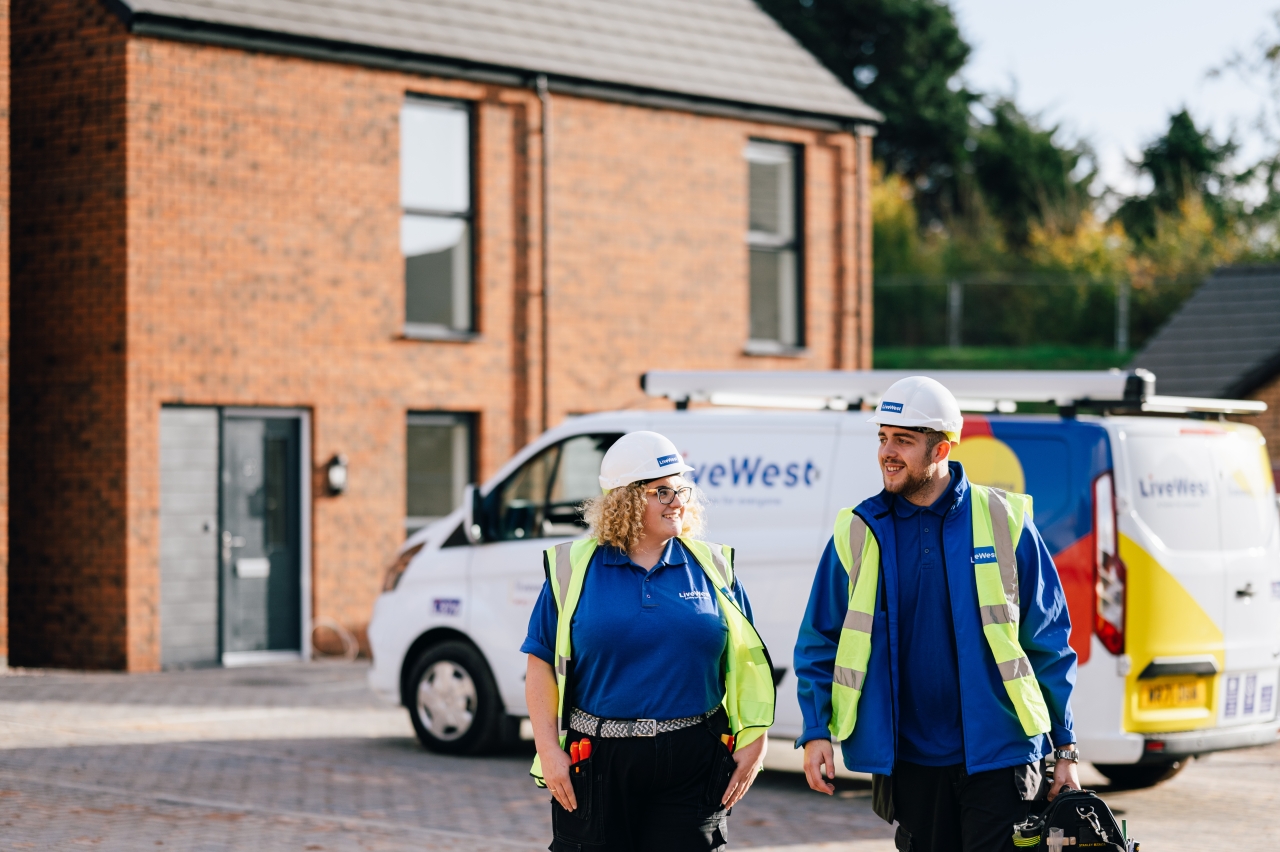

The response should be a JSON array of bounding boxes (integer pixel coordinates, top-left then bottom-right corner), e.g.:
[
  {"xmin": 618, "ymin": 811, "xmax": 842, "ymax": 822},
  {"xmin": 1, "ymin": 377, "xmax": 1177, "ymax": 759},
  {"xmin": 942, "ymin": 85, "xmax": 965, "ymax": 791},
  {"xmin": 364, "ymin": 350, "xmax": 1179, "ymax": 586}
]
[
  {"xmin": 1139, "ymin": 721, "xmax": 1279, "ymax": 761},
  {"xmin": 366, "ymin": 593, "xmax": 408, "ymax": 706}
]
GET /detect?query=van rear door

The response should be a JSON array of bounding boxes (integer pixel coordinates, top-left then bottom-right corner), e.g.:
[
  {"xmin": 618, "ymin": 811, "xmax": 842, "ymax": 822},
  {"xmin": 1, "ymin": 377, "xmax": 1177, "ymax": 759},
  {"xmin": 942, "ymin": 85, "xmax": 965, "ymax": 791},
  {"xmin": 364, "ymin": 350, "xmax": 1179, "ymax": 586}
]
[
  {"xmin": 1117, "ymin": 421, "xmax": 1225, "ymax": 732},
  {"xmin": 1211, "ymin": 425, "xmax": 1280, "ymax": 727}
]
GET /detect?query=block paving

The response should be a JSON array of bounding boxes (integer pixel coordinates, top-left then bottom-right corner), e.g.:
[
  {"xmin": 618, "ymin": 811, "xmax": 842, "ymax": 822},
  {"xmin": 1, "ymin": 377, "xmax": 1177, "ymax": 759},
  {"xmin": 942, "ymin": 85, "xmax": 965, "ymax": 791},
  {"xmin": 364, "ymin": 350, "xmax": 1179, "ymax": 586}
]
[{"xmin": 0, "ymin": 662, "xmax": 1275, "ymax": 851}]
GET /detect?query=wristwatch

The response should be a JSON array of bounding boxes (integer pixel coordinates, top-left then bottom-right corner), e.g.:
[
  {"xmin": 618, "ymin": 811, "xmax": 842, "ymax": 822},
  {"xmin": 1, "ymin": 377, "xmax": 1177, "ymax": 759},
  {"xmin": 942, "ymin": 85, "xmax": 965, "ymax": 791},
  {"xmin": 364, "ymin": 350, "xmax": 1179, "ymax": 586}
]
[{"xmin": 1052, "ymin": 746, "xmax": 1081, "ymax": 763}]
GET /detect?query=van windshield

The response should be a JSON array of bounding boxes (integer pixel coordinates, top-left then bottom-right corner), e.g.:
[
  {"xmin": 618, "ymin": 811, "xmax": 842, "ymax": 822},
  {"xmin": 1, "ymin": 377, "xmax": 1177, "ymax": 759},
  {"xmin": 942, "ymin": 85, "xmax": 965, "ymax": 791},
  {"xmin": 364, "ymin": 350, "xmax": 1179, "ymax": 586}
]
[{"xmin": 484, "ymin": 433, "xmax": 622, "ymax": 541}]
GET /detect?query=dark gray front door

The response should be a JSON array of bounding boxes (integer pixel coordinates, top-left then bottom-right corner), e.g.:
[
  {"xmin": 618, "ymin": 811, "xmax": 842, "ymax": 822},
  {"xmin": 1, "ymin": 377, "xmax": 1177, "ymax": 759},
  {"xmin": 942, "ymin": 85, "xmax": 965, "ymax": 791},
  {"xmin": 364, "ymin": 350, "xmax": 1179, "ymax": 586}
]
[{"xmin": 221, "ymin": 415, "xmax": 302, "ymax": 655}]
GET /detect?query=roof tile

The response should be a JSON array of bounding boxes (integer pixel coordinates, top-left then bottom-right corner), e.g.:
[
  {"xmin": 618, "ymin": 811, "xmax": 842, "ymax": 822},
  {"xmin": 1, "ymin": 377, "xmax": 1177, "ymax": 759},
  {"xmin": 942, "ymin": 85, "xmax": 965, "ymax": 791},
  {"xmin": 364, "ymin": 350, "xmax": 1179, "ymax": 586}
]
[
  {"xmin": 1130, "ymin": 266, "xmax": 1280, "ymax": 397},
  {"xmin": 124, "ymin": 0, "xmax": 881, "ymax": 121}
]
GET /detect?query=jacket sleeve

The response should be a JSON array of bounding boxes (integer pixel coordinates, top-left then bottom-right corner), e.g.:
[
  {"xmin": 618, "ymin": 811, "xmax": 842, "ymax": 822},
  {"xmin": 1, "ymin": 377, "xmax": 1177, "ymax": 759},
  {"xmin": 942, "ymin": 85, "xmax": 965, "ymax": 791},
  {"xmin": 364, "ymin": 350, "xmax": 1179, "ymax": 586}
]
[
  {"xmin": 1016, "ymin": 513, "xmax": 1078, "ymax": 747},
  {"xmin": 793, "ymin": 536, "xmax": 849, "ymax": 747}
]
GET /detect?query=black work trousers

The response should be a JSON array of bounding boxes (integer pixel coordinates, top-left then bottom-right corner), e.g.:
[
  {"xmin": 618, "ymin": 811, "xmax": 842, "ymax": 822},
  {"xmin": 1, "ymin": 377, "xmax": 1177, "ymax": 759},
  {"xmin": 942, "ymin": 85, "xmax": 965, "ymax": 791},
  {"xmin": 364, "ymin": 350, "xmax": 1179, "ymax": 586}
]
[
  {"xmin": 549, "ymin": 714, "xmax": 735, "ymax": 852},
  {"xmin": 891, "ymin": 760, "xmax": 1043, "ymax": 852}
]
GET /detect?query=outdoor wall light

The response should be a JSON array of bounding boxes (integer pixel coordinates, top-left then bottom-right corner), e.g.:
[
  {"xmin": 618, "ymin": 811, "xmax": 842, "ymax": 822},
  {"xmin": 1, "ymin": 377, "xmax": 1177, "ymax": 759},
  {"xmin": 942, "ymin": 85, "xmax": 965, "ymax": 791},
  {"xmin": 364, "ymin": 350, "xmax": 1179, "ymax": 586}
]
[{"xmin": 326, "ymin": 453, "xmax": 349, "ymax": 495}]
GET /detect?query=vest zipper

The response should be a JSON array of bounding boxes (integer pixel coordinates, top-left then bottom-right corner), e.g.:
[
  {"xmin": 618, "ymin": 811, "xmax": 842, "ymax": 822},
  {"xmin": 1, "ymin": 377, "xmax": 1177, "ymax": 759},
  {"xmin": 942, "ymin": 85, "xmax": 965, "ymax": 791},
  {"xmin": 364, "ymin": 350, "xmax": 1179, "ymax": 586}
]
[{"xmin": 876, "ymin": 513, "xmax": 898, "ymax": 767}]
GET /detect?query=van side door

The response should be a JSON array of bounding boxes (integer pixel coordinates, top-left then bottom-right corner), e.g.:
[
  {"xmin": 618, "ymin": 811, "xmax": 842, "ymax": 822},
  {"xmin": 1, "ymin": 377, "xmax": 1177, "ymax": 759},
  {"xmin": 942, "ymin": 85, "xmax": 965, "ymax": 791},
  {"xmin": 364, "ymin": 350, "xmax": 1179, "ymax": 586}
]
[{"xmin": 672, "ymin": 415, "xmax": 841, "ymax": 736}]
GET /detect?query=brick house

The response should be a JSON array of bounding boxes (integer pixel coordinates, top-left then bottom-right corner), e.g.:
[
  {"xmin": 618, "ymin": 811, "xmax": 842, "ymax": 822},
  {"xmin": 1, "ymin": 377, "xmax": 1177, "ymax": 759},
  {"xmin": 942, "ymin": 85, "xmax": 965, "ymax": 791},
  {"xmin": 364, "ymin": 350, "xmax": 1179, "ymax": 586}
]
[
  {"xmin": 1131, "ymin": 266, "xmax": 1280, "ymax": 483},
  {"xmin": 7, "ymin": 0, "xmax": 879, "ymax": 670}
]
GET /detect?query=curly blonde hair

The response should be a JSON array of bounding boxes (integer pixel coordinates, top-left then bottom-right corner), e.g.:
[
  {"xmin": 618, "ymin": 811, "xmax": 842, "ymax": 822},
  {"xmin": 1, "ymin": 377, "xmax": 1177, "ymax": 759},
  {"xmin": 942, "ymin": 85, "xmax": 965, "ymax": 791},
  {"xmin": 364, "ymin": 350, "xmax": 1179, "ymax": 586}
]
[{"xmin": 581, "ymin": 481, "xmax": 705, "ymax": 553}]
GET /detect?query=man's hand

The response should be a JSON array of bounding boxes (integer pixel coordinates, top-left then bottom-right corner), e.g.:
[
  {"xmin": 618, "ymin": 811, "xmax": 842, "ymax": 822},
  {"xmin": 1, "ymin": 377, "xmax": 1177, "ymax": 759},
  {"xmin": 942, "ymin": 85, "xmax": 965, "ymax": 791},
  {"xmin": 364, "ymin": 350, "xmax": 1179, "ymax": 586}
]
[
  {"xmin": 721, "ymin": 735, "xmax": 767, "ymax": 808},
  {"xmin": 803, "ymin": 739, "xmax": 837, "ymax": 795},
  {"xmin": 540, "ymin": 746, "xmax": 578, "ymax": 812},
  {"xmin": 1047, "ymin": 748, "xmax": 1081, "ymax": 801}
]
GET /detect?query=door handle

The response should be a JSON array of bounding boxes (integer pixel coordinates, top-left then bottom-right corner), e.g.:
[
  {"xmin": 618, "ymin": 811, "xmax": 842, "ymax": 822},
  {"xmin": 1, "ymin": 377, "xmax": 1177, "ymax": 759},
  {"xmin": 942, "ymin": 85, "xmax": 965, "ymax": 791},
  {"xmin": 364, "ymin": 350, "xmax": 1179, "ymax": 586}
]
[{"xmin": 1235, "ymin": 582, "xmax": 1255, "ymax": 599}]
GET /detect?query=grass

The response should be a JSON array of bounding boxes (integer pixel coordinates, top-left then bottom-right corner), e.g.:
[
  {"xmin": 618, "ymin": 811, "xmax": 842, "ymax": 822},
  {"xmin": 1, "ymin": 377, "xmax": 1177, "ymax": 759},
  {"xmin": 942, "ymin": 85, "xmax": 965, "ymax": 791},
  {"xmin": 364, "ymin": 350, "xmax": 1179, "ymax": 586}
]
[{"xmin": 873, "ymin": 345, "xmax": 1131, "ymax": 371}]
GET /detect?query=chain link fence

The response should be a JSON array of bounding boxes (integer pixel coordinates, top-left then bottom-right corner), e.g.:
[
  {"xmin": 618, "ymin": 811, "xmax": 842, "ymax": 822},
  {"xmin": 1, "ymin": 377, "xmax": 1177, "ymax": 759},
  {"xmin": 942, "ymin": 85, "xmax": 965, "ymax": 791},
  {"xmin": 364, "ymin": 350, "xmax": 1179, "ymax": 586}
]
[{"xmin": 873, "ymin": 273, "xmax": 1200, "ymax": 355}]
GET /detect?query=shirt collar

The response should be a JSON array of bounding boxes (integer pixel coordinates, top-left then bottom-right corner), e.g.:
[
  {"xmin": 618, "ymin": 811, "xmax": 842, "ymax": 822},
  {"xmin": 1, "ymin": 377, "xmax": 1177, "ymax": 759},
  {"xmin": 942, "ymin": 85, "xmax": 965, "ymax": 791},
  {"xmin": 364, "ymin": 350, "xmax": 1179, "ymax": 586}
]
[{"xmin": 600, "ymin": 538, "xmax": 688, "ymax": 569}]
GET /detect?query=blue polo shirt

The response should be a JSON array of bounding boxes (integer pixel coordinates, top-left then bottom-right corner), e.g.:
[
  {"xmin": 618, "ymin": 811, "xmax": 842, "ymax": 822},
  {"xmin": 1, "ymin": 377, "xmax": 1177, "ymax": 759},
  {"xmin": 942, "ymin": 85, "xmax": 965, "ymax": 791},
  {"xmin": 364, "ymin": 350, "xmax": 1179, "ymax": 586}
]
[
  {"xmin": 892, "ymin": 470, "xmax": 965, "ymax": 765},
  {"xmin": 521, "ymin": 538, "xmax": 755, "ymax": 721}
]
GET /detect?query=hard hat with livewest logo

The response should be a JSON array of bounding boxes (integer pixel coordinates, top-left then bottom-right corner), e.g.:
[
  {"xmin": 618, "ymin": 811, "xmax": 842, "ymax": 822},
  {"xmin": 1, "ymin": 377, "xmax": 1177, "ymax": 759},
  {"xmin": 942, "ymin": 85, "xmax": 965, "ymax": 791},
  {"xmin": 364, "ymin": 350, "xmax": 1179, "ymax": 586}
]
[
  {"xmin": 868, "ymin": 376, "xmax": 964, "ymax": 441},
  {"xmin": 598, "ymin": 431, "xmax": 695, "ymax": 490}
]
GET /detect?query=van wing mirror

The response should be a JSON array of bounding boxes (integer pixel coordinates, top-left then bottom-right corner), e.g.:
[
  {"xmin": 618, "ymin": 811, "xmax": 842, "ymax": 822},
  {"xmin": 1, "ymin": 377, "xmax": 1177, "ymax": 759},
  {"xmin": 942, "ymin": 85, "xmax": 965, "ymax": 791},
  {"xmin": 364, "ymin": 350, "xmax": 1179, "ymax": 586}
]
[{"xmin": 463, "ymin": 484, "xmax": 484, "ymax": 544}]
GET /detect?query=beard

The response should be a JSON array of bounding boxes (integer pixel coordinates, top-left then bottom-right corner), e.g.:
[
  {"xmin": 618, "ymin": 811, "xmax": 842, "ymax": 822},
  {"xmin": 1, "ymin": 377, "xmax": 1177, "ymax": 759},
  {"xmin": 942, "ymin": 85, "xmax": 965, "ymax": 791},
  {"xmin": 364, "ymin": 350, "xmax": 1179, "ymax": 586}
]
[{"xmin": 883, "ymin": 461, "xmax": 934, "ymax": 501}]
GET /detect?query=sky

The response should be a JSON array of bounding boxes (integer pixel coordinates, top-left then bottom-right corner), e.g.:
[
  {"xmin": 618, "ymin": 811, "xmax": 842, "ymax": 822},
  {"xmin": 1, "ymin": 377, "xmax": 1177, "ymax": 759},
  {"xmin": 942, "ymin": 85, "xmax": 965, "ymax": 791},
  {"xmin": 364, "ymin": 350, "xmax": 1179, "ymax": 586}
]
[{"xmin": 950, "ymin": 0, "xmax": 1280, "ymax": 197}]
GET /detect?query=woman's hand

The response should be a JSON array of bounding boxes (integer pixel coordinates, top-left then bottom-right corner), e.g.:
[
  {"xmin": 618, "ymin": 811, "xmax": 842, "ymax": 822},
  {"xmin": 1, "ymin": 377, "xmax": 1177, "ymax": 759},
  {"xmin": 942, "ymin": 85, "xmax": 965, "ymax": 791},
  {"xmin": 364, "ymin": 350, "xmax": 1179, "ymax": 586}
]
[
  {"xmin": 525, "ymin": 654, "xmax": 577, "ymax": 811},
  {"xmin": 721, "ymin": 734, "xmax": 767, "ymax": 808},
  {"xmin": 539, "ymin": 744, "xmax": 578, "ymax": 812}
]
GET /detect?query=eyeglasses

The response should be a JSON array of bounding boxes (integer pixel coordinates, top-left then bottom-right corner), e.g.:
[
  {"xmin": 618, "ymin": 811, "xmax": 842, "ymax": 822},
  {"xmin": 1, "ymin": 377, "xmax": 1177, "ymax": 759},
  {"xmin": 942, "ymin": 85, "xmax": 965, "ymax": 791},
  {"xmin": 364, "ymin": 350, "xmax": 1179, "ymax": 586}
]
[{"xmin": 645, "ymin": 485, "xmax": 693, "ymax": 505}]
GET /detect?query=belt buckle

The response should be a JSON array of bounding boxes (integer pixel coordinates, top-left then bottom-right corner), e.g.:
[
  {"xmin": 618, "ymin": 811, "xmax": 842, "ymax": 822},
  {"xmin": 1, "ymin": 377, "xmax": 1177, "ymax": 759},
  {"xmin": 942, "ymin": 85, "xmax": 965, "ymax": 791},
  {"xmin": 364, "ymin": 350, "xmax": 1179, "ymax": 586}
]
[{"xmin": 634, "ymin": 718, "xmax": 657, "ymax": 737}]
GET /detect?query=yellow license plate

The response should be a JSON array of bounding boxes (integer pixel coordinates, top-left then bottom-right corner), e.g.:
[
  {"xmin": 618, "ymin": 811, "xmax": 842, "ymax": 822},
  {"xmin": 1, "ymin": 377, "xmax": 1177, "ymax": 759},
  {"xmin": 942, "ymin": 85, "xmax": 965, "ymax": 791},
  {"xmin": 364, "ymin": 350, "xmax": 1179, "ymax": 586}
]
[{"xmin": 1138, "ymin": 678, "xmax": 1207, "ymax": 710}]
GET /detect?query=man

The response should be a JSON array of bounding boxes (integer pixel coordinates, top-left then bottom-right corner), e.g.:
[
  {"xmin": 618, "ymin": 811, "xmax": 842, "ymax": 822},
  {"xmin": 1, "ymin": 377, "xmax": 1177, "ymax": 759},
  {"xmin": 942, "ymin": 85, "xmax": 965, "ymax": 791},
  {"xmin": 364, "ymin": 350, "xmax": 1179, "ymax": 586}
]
[{"xmin": 793, "ymin": 376, "xmax": 1080, "ymax": 852}]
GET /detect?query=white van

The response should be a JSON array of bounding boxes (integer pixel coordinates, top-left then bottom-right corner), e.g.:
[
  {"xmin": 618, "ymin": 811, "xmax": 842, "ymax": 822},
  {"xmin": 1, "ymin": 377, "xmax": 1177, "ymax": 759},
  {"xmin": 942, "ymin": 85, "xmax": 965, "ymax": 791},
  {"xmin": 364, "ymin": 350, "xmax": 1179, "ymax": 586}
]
[{"xmin": 367, "ymin": 371, "xmax": 1280, "ymax": 788}]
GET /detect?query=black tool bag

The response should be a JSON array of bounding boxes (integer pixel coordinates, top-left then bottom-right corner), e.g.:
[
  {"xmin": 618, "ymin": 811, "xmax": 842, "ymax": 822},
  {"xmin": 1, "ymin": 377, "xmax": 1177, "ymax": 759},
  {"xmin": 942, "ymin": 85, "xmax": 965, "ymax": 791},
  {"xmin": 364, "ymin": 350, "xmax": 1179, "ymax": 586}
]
[{"xmin": 1011, "ymin": 788, "xmax": 1138, "ymax": 851}]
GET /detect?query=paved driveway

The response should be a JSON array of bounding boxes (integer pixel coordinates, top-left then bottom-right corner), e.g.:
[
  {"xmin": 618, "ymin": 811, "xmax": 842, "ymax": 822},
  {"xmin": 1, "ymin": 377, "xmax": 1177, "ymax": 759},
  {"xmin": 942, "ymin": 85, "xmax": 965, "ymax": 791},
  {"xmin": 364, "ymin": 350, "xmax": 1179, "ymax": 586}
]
[{"xmin": 0, "ymin": 662, "xmax": 1274, "ymax": 850}]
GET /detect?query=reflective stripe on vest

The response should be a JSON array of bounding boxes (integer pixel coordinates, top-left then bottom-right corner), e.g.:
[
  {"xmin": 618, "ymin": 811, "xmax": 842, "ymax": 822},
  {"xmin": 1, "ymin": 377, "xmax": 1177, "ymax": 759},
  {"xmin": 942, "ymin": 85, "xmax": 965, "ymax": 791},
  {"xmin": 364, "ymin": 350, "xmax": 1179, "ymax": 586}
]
[
  {"xmin": 828, "ymin": 508, "xmax": 880, "ymax": 740},
  {"xmin": 970, "ymin": 485, "xmax": 1052, "ymax": 737},
  {"xmin": 828, "ymin": 485, "xmax": 1051, "ymax": 742},
  {"xmin": 529, "ymin": 536, "xmax": 776, "ymax": 786}
]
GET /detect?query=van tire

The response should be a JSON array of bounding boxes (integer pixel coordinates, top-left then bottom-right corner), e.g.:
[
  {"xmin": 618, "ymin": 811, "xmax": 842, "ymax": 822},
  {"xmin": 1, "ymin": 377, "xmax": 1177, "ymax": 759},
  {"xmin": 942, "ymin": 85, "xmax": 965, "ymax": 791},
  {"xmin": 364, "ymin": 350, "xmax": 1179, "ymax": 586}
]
[
  {"xmin": 1094, "ymin": 760, "xmax": 1185, "ymax": 789},
  {"xmin": 405, "ymin": 641, "xmax": 503, "ymax": 755}
]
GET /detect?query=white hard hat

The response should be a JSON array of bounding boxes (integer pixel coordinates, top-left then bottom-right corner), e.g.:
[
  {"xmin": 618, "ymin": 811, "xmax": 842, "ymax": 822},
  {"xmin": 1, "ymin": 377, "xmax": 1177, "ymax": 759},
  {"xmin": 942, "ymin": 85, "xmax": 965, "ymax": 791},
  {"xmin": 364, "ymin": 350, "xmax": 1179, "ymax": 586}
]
[
  {"xmin": 868, "ymin": 376, "xmax": 964, "ymax": 441},
  {"xmin": 598, "ymin": 431, "xmax": 695, "ymax": 490}
]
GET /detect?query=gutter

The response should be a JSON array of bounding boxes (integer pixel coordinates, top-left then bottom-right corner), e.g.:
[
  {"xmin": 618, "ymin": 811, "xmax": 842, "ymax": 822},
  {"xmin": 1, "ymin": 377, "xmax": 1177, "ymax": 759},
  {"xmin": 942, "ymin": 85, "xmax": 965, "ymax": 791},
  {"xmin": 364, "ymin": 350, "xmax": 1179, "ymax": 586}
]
[{"xmin": 536, "ymin": 75, "xmax": 551, "ymax": 434}]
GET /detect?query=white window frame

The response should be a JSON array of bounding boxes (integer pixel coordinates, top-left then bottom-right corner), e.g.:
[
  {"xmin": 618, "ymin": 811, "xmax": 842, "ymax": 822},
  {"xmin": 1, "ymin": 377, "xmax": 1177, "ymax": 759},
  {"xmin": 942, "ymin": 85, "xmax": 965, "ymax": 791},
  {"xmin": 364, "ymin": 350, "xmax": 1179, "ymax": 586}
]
[
  {"xmin": 401, "ymin": 96, "xmax": 476, "ymax": 340},
  {"xmin": 745, "ymin": 140, "xmax": 804, "ymax": 354}
]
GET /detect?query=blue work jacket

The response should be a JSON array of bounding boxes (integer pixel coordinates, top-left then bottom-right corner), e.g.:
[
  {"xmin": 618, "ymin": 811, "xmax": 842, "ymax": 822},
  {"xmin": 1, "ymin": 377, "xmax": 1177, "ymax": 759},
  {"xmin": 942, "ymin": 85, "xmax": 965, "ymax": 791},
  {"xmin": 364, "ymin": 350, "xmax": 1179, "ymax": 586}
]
[{"xmin": 793, "ymin": 463, "xmax": 1077, "ymax": 775}]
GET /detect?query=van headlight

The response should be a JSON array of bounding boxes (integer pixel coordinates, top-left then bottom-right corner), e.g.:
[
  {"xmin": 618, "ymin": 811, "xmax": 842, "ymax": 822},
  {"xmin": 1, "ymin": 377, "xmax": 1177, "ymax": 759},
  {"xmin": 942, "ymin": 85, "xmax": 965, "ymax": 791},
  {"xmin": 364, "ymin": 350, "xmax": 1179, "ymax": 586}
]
[{"xmin": 383, "ymin": 543, "xmax": 425, "ymax": 592}]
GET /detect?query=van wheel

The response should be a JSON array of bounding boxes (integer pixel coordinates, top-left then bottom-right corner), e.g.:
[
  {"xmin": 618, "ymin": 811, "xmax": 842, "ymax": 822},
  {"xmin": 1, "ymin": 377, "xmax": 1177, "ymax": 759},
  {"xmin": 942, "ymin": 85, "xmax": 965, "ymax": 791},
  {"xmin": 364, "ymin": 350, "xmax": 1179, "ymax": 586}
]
[
  {"xmin": 406, "ymin": 641, "xmax": 502, "ymax": 755},
  {"xmin": 1095, "ymin": 760, "xmax": 1185, "ymax": 789}
]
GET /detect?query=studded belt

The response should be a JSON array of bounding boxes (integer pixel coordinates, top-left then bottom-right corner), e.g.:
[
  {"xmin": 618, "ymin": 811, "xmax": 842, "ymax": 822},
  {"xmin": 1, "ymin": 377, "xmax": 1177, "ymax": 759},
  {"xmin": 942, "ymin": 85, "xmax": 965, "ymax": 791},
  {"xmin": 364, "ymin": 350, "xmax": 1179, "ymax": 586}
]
[{"xmin": 569, "ymin": 707, "xmax": 718, "ymax": 738}]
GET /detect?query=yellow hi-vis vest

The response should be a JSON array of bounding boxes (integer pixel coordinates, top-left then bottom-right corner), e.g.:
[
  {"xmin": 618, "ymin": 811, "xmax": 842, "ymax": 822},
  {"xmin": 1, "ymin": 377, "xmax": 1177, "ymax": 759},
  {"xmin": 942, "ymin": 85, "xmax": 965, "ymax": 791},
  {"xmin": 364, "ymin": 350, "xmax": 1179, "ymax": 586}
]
[
  {"xmin": 529, "ymin": 536, "xmax": 776, "ymax": 786},
  {"xmin": 828, "ymin": 484, "xmax": 1052, "ymax": 741}
]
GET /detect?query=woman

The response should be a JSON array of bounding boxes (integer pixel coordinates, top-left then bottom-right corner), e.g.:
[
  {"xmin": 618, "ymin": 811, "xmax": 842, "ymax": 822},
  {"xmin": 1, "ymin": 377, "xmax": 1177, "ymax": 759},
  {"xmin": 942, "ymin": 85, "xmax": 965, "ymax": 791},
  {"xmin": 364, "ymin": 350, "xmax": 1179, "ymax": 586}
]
[{"xmin": 522, "ymin": 430, "xmax": 776, "ymax": 852}]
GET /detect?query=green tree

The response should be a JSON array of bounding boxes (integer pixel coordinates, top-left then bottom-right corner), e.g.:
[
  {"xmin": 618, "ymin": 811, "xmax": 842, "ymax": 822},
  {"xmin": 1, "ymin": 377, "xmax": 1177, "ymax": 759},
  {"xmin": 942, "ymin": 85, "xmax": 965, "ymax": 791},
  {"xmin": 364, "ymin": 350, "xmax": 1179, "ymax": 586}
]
[
  {"xmin": 1114, "ymin": 110, "xmax": 1238, "ymax": 243},
  {"xmin": 756, "ymin": 0, "xmax": 974, "ymax": 219},
  {"xmin": 970, "ymin": 100, "xmax": 1094, "ymax": 247},
  {"xmin": 758, "ymin": 0, "xmax": 1093, "ymax": 244}
]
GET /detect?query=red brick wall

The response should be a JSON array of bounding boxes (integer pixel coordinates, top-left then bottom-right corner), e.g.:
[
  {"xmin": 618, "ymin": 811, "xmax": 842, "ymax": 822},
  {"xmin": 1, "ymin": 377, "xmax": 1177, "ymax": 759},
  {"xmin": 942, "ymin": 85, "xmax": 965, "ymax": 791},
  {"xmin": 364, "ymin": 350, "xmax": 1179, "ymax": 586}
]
[
  {"xmin": 1247, "ymin": 372, "xmax": 1280, "ymax": 486},
  {"xmin": 9, "ymin": 0, "xmax": 130, "ymax": 668},
  {"xmin": 544, "ymin": 98, "xmax": 866, "ymax": 419},
  {"xmin": 13, "ymin": 5, "xmax": 871, "ymax": 670},
  {"xmin": 0, "ymin": 0, "xmax": 9, "ymax": 666}
]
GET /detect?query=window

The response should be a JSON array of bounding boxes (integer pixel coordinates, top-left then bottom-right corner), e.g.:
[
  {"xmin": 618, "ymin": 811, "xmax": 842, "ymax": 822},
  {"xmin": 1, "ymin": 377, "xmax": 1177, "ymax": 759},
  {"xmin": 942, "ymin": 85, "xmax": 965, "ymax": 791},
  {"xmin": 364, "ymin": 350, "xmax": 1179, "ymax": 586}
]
[
  {"xmin": 482, "ymin": 434, "xmax": 622, "ymax": 541},
  {"xmin": 401, "ymin": 98, "xmax": 473, "ymax": 336},
  {"xmin": 745, "ymin": 141, "xmax": 803, "ymax": 351},
  {"xmin": 406, "ymin": 413, "xmax": 474, "ymax": 534}
]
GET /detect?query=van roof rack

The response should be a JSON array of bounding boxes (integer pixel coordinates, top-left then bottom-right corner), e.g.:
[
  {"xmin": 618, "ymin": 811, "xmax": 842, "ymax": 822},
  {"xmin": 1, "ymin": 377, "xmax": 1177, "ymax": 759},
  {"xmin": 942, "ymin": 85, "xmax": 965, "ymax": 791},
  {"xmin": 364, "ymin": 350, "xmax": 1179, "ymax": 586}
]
[{"xmin": 639, "ymin": 369, "xmax": 1267, "ymax": 417}]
